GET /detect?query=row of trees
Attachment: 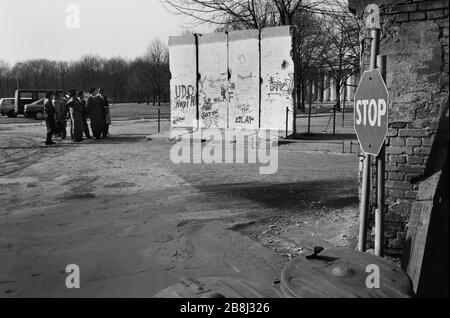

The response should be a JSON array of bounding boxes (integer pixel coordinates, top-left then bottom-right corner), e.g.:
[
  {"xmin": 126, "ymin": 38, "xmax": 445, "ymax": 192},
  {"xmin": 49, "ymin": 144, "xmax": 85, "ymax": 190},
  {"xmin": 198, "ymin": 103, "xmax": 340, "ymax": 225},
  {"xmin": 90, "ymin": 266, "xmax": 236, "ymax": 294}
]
[{"xmin": 0, "ymin": 39, "xmax": 170, "ymax": 105}]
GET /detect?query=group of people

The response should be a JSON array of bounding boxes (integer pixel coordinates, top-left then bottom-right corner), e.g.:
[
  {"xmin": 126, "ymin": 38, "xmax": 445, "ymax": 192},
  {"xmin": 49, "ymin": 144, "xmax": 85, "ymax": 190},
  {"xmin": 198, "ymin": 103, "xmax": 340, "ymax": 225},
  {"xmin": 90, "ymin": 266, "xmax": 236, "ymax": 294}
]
[{"xmin": 43, "ymin": 88, "xmax": 111, "ymax": 145}]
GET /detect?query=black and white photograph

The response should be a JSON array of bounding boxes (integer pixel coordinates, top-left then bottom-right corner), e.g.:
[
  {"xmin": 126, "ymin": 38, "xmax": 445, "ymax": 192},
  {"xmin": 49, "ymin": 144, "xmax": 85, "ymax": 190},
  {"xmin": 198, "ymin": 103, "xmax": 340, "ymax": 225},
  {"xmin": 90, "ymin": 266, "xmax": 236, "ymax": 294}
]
[{"xmin": 0, "ymin": 0, "xmax": 448, "ymax": 303}]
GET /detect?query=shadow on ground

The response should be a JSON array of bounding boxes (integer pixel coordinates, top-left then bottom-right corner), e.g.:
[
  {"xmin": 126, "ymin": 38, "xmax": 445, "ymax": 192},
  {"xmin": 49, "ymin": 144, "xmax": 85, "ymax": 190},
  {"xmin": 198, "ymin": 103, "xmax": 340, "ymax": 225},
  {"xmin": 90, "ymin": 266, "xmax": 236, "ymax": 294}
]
[{"xmin": 193, "ymin": 179, "xmax": 357, "ymax": 213}]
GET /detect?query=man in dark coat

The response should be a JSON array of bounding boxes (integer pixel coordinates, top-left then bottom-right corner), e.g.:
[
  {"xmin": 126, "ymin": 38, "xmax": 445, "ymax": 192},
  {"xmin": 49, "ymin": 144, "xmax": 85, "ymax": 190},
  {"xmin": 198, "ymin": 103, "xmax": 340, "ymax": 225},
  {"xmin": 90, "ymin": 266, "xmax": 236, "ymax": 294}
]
[
  {"xmin": 86, "ymin": 88, "xmax": 104, "ymax": 139},
  {"xmin": 78, "ymin": 91, "xmax": 92, "ymax": 139},
  {"xmin": 43, "ymin": 91, "xmax": 56, "ymax": 145},
  {"xmin": 97, "ymin": 88, "xmax": 111, "ymax": 138},
  {"xmin": 53, "ymin": 92, "xmax": 68, "ymax": 139},
  {"xmin": 67, "ymin": 90, "xmax": 84, "ymax": 142}
]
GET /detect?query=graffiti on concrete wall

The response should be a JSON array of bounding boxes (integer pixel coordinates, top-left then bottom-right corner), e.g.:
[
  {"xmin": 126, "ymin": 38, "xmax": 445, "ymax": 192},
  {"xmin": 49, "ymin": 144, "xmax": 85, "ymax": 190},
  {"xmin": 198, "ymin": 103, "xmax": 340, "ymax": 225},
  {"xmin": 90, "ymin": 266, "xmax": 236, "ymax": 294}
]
[
  {"xmin": 169, "ymin": 35, "xmax": 198, "ymax": 128},
  {"xmin": 198, "ymin": 33, "xmax": 228, "ymax": 129},
  {"xmin": 261, "ymin": 26, "xmax": 295, "ymax": 131},
  {"xmin": 169, "ymin": 26, "xmax": 294, "ymax": 131},
  {"xmin": 198, "ymin": 73, "xmax": 228, "ymax": 128},
  {"xmin": 268, "ymin": 73, "xmax": 294, "ymax": 96},
  {"xmin": 228, "ymin": 29, "xmax": 260, "ymax": 129}
]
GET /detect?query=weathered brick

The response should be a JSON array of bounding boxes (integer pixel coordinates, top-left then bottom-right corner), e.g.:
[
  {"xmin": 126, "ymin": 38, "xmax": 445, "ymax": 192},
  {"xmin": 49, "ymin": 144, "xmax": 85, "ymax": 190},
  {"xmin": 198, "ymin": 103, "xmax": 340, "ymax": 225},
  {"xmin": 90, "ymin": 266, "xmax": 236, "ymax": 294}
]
[
  {"xmin": 386, "ymin": 3, "xmax": 417, "ymax": 14},
  {"xmin": 407, "ymin": 122, "xmax": 420, "ymax": 129},
  {"xmin": 406, "ymin": 137, "xmax": 422, "ymax": 146},
  {"xmin": 389, "ymin": 189, "xmax": 406, "ymax": 199},
  {"xmin": 389, "ymin": 121, "xmax": 408, "ymax": 129},
  {"xmin": 390, "ymin": 122, "xmax": 407, "ymax": 129},
  {"xmin": 385, "ymin": 163, "xmax": 398, "ymax": 172},
  {"xmin": 406, "ymin": 173, "xmax": 423, "ymax": 182},
  {"xmin": 386, "ymin": 195, "xmax": 396, "ymax": 205},
  {"xmin": 421, "ymin": 137, "xmax": 434, "ymax": 147},
  {"xmin": 390, "ymin": 137, "xmax": 405, "ymax": 146},
  {"xmin": 386, "ymin": 146, "xmax": 414, "ymax": 155},
  {"xmin": 410, "ymin": 11, "xmax": 427, "ymax": 20},
  {"xmin": 386, "ymin": 180, "xmax": 413, "ymax": 190},
  {"xmin": 385, "ymin": 210, "xmax": 405, "ymax": 223},
  {"xmin": 398, "ymin": 128, "xmax": 428, "ymax": 137},
  {"xmin": 390, "ymin": 200, "xmax": 413, "ymax": 216},
  {"xmin": 388, "ymin": 238, "xmax": 405, "ymax": 250},
  {"xmin": 389, "ymin": 155, "xmax": 407, "ymax": 164},
  {"xmin": 427, "ymin": 9, "xmax": 447, "ymax": 19},
  {"xmin": 387, "ymin": 128, "xmax": 398, "ymax": 137},
  {"xmin": 437, "ymin": 17, "xmax": 449, "ymax": 28},
  {"xmin": 395, "ymin": 13, "xmax": 409, "ymax": 22},
  {"xmin": 407, "ymin": 155, "xmax": 424, "ymax": 164},
  {"xmin": 414, "ymin": 146, "xmax": 432, "ymax": 156},
  {"xmin": 398, "ymin": 164, "xmax": 426, "ymax": 173},
  {"xmin": 418, "ymin": 0, "xmax": 449, "ymax": 11},
  {"xmin": 405, "ymin": 190, "xmax": 418, "ymax": 199},
  {"xmin": 388, "ymin": 172, "xmax": 405, "ymax": 181}
]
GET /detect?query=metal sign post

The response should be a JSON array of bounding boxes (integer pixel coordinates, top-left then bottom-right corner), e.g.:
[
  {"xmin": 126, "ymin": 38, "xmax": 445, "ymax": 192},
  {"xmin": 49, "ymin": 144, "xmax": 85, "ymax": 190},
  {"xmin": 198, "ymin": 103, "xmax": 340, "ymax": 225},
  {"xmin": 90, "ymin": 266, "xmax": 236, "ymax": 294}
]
[
  {"xmin": 375, "ymin": 55, "xmax": 387, "ymax": 257},
  {"xmin": 357, "ymin": 4, "xmax": 385, "ymax": 253}
]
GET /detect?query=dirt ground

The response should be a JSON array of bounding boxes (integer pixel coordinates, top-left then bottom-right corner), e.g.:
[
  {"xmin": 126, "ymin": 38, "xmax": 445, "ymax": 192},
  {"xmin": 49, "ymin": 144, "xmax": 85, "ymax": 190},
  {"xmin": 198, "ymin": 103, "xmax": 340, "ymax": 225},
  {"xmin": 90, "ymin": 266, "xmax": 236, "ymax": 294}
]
[{"xmin": 0, "ymin": 118, "xmax": 360, "ymax": 297}]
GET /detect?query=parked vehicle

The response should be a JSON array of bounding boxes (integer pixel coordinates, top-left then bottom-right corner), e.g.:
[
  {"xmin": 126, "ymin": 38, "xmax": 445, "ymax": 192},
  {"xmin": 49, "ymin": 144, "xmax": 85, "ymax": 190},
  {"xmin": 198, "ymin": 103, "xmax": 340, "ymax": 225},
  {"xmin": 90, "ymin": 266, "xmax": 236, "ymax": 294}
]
[
  {"xmin": 24, "ymin": 98, "xmax": 45, "ymax": 119},
  {"xmin": 0, "ymin": 98, "xmax": 15, "ymax": 117},
  {"xmin": 14, "ymin": 89, "xmax": 68, "ymax": 116}
]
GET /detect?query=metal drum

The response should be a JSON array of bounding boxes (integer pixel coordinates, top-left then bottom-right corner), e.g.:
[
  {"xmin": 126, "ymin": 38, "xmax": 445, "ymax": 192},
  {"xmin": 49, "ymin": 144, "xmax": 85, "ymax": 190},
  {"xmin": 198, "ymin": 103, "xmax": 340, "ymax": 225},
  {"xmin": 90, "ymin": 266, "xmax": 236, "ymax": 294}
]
[{"xmin": 280, "ymin": 247, "xmax": 413, "ymax": 298}]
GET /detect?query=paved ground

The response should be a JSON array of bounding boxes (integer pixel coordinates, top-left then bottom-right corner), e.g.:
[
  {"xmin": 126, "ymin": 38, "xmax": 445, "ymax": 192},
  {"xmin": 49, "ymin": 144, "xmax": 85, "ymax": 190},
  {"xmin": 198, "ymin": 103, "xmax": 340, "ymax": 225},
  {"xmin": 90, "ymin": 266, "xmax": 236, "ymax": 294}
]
[{"xmin": 0, "ymin": 115, "xmax": 360, "ymax": 297}]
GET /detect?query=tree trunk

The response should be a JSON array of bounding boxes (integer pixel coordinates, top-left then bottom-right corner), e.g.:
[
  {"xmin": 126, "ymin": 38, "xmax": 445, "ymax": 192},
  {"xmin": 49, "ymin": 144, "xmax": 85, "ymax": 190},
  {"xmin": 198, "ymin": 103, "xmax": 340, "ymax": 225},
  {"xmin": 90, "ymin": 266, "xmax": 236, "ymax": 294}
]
[
  {"xmin": 335, "ymin": 82, "xmax": 341, "ymax": 111},
  {"xmin": 300, "ymin": 81, "xmax": 306, "ymax": 113}
]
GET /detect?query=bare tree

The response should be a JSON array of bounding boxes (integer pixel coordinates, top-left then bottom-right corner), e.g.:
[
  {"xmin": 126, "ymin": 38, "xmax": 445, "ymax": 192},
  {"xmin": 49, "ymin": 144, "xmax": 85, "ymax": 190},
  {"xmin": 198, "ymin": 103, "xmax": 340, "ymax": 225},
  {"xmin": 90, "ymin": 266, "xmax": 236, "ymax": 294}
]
[
  {"xmin": 318, "ymin": 0, "xmax": 361, "ymax": 111},
  {"xmin": 134, "ymin": 39, "xmax": 170, "ymax": 106},
  {"xmin": 162, "ymin": 0, "xmax": 314, "ymax": 30},
  {"xmin": 293, "ymin": 10, "xmax": 328, "ymax": 112}
]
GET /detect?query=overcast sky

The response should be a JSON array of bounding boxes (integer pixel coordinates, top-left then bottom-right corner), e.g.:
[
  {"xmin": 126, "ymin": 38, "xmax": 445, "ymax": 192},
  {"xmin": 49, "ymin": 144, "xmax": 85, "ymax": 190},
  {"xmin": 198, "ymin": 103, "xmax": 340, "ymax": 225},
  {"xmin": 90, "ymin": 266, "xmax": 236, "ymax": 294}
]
[{"xmin": 0, "ymin": 0, "xmax": 213, "ymax": 65}]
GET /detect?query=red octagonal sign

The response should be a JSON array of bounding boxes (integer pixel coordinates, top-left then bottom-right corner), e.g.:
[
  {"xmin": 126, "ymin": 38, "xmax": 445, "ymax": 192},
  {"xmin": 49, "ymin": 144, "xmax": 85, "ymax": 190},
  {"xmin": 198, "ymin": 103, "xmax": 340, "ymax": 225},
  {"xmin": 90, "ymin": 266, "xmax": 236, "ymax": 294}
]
[{"xmin": 354, "ymin": 69, "xmax": 389, "ymax": 156}]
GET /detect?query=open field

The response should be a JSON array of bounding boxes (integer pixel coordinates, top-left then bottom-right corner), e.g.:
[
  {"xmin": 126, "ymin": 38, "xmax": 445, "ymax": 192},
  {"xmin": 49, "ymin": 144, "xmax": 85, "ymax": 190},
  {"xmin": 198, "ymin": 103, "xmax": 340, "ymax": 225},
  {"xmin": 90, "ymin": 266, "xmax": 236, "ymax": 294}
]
[{"xmin": 0, "ymin": 102, "xmax": 357, "ymax": 137}]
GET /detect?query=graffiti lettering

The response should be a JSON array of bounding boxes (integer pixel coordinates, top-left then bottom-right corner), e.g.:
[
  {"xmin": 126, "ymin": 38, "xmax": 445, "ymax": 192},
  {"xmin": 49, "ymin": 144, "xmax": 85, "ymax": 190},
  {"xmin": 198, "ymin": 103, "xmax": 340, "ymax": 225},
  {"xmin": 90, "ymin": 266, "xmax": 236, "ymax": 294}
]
[
  {"xmin": 172, "ymin": 116, "xmax": 185, "ymax": 125},
  {"xmin": 201, "ymin": 109, "xmax": 219, "ymax": 119},
  {"xmin": 173, "ymin": 84, "xmax": 196, "ymax": 109},
  {"xmin": 235, "ymin": 116, "xmax": 254, "ymax": 124},
  {"xmin": 201, "ymin": 108, "xmax": 219, "ymax": 128},
  {"xmin": 175, "ymin": 85, "xmax": 195, "ymax": 98},
  {"xmin": 268, "ymin": 73, "xmax": 294, "ymax": 95},
  {"xmin": 174, "ymin": 98, "xmax": 195, "ymax": 109}
]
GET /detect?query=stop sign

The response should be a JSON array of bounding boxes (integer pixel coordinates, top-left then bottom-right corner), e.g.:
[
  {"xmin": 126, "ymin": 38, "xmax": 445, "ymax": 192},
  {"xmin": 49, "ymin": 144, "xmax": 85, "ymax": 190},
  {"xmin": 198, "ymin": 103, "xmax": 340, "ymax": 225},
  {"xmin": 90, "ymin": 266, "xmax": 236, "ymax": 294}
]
[{"xmin": 354, "ymin": 69, "xmax": 389, "ymax": 156}]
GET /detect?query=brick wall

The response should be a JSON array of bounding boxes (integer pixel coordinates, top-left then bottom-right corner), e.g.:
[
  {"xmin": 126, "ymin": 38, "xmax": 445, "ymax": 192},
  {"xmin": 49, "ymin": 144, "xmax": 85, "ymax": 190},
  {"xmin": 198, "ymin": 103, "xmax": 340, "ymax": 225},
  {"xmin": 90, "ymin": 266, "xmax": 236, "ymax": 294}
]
[{"xmin": 349, "ymin": 0, "xmax": 449, "ymax": 255}]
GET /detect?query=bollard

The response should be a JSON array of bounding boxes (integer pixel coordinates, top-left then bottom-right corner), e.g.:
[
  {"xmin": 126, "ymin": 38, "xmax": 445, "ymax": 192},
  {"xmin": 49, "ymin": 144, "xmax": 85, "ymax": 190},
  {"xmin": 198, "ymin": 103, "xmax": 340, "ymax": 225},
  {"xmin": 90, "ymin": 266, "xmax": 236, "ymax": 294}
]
[
  {"xmin": 285, "ymin": 107, "xmax": 289, "ymax": 139},
  {"xmin": 158, "ymin": 108, "xmax": 161, "ymax": 133},
  {"xmin": 333, "ymin": 104, "xmax": 336, "ymax": 135}
]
